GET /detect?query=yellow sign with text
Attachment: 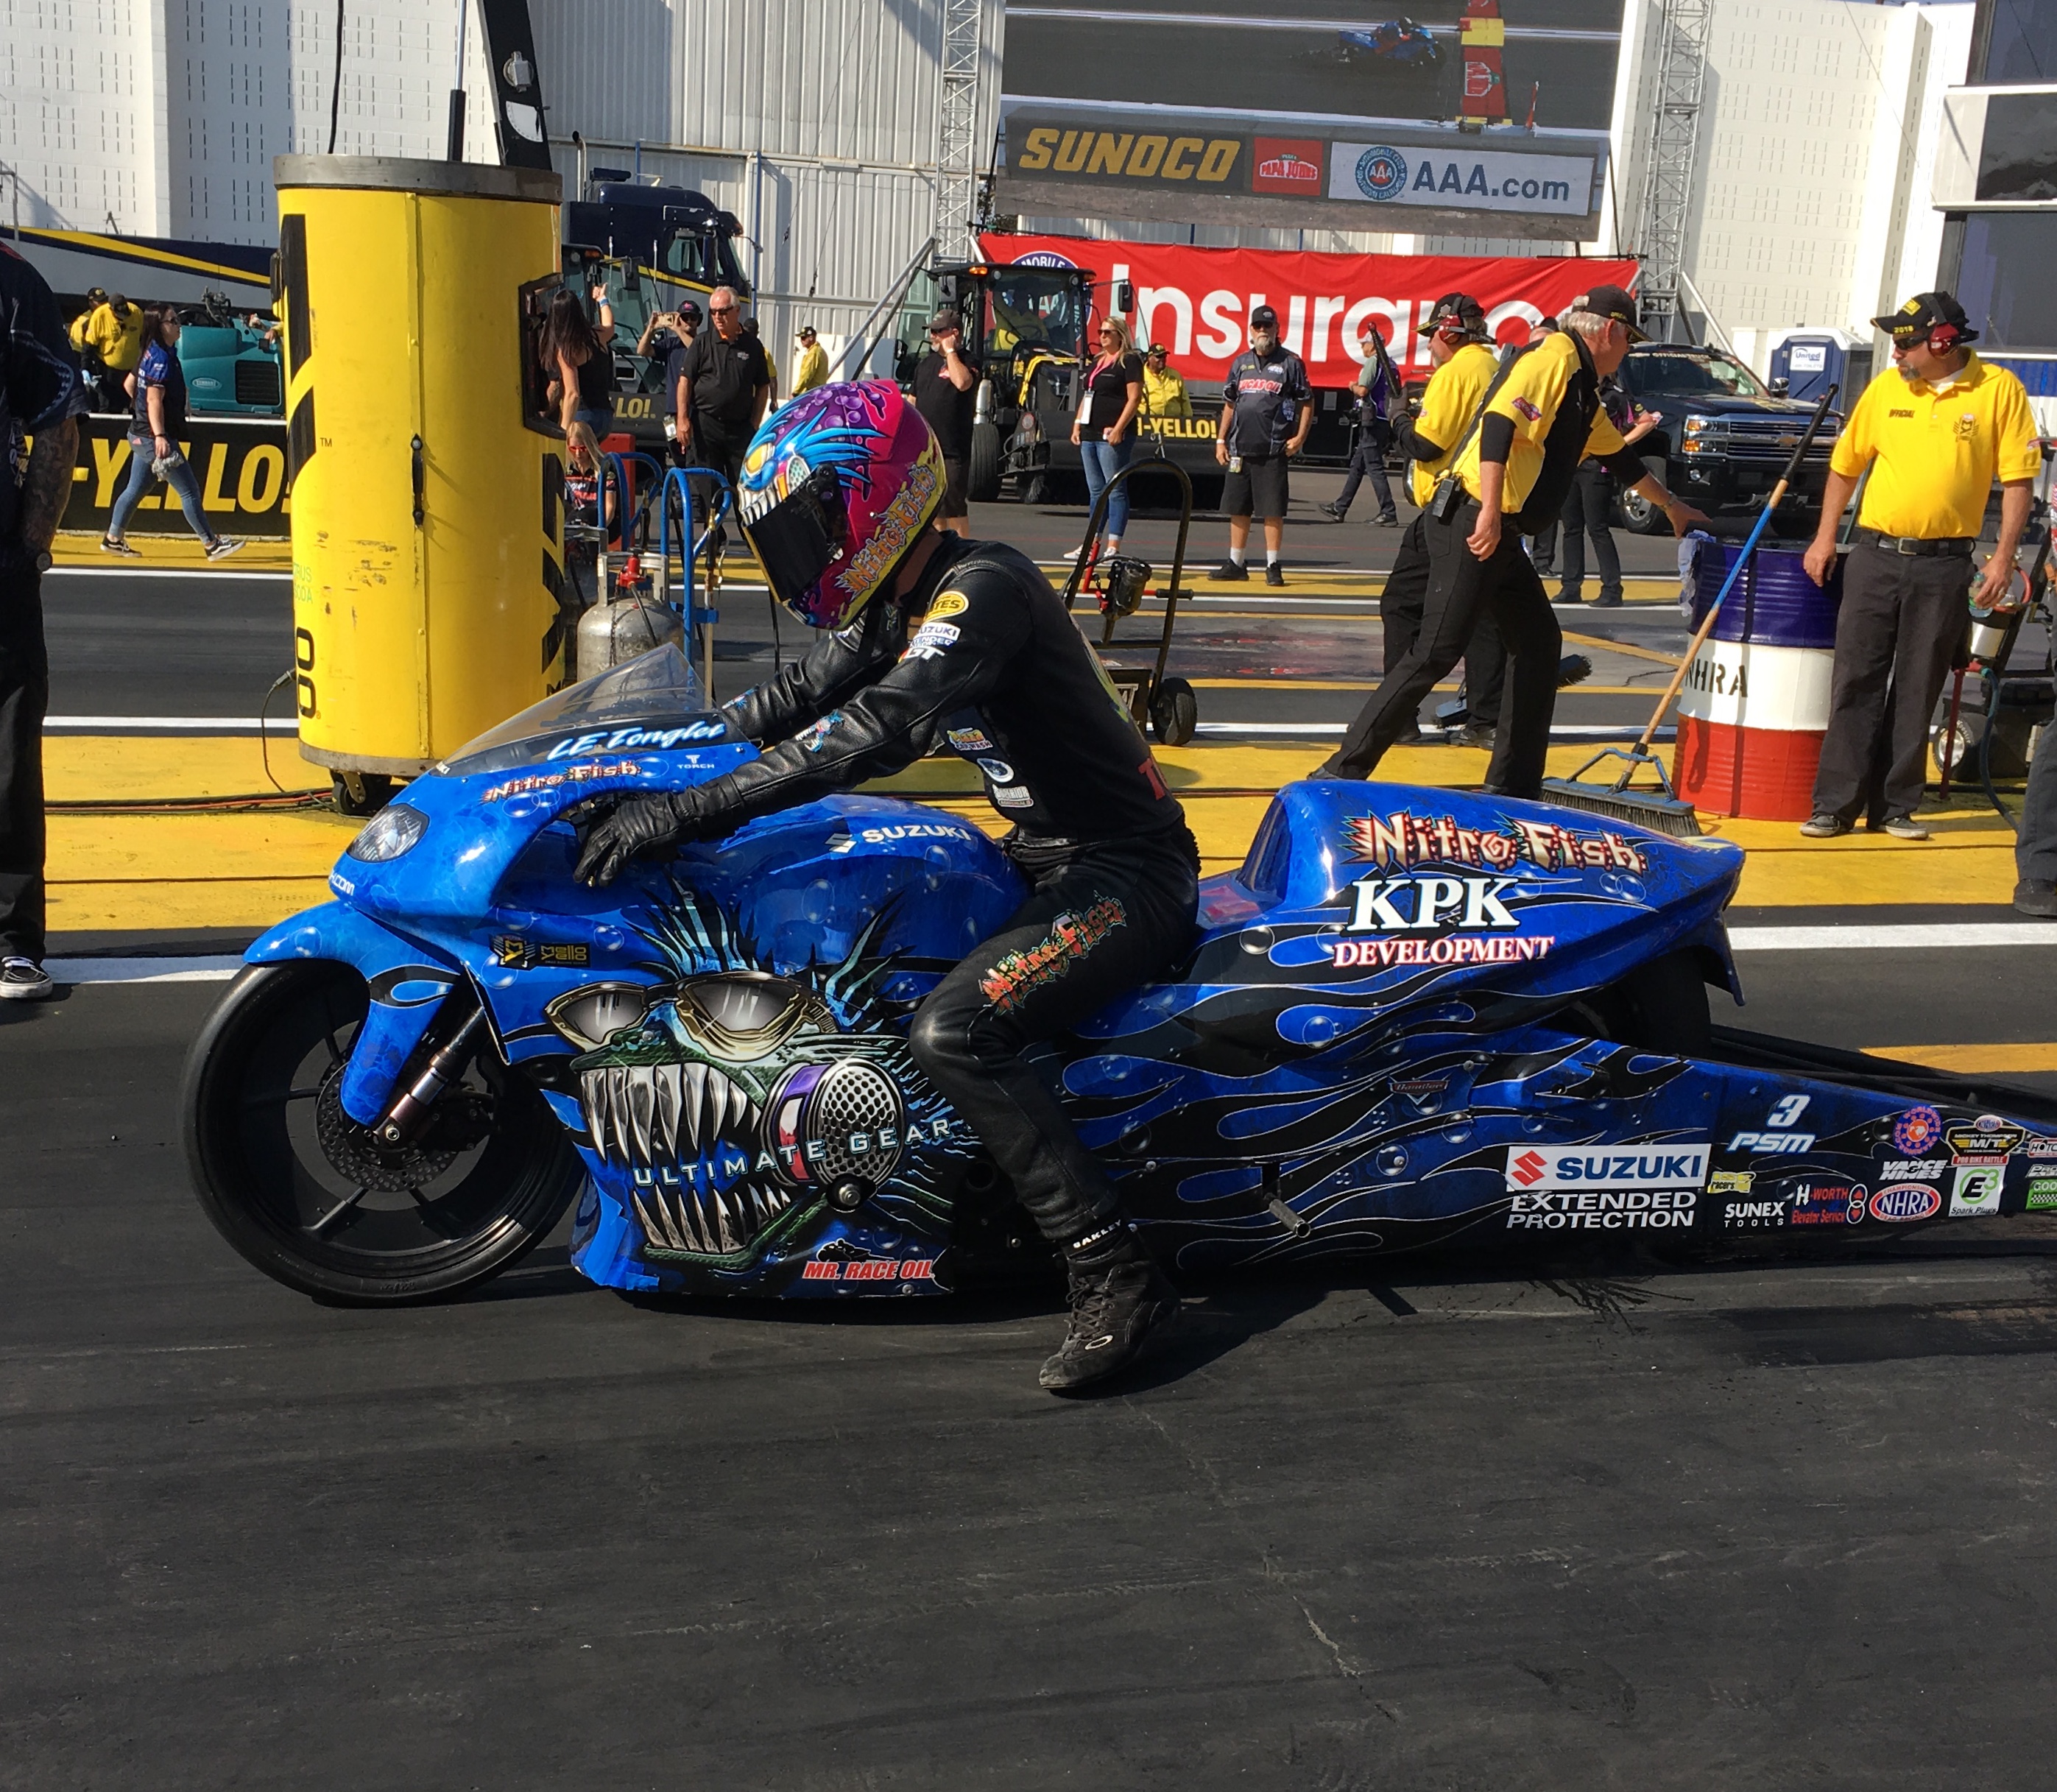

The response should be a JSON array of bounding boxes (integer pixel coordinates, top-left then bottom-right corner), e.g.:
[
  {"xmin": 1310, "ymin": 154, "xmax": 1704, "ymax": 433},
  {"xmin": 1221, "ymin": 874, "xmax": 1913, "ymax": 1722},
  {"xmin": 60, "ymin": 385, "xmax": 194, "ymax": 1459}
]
[{"xmin": 1013, "ymin": 130, "xmax": 1241, "ymax": 186}]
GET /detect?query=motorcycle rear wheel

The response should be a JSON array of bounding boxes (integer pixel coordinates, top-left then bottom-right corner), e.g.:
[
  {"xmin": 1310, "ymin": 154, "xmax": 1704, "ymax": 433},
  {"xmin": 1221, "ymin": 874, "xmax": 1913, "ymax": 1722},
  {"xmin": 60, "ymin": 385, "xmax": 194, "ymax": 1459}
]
[{"xmin": 183, "ymin": 961, "xmax": 583, "ymax": 1304}]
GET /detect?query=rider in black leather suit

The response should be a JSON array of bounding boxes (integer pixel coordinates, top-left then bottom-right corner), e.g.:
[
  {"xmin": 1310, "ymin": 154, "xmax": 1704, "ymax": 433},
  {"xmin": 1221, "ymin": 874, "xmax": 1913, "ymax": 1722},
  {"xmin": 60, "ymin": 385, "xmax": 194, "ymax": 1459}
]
[{"xmin": 578, "ymin": 458, "xmax": 1196, "ymax": 1392}]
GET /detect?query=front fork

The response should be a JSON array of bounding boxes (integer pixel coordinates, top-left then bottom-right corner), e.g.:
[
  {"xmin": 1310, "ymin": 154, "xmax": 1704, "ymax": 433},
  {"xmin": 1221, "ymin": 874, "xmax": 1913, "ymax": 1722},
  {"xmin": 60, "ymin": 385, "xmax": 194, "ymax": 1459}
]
[{"xmin": 372, "ymin": 998, "xmax": 490, "ymax": 1147}]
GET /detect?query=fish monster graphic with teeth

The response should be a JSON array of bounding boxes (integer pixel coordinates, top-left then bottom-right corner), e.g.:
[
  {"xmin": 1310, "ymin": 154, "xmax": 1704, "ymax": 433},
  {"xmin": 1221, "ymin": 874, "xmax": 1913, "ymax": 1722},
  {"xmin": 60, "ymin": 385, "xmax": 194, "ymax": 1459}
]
[{"xmin": 546, "ymin": 886, "xmax": 970, "ymax": 1265}]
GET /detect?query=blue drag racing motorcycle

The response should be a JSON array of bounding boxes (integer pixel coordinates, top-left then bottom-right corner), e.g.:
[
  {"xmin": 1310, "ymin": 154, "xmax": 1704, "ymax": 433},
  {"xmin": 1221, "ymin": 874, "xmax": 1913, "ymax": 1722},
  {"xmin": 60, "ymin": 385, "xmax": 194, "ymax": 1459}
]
[{"xmin": 184, "ymin": 646, "xmax": 2057, "ymax": 1305}]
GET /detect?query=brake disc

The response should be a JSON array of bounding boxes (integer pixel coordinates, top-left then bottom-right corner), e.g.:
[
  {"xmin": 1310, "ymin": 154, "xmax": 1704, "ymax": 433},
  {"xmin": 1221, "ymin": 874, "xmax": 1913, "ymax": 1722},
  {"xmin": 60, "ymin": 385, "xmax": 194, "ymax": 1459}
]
[{"xmin": 314, "ymin": 1062, "xmax": 462, "ymax": 1193}]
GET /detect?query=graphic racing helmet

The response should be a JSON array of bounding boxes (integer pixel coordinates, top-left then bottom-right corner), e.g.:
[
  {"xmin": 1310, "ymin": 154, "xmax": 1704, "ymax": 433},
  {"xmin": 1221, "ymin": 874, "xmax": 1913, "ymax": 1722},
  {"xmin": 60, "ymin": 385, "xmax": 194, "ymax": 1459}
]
[{"xmin": 734, "ymin": 381, "xmax": 945, "ymax": 631}]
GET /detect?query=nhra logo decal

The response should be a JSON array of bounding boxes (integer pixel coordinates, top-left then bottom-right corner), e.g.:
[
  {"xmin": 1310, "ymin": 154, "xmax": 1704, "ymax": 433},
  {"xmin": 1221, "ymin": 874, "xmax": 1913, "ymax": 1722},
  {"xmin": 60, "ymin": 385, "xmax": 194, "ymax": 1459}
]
[
  {"xmin": 1869, "ymin": 1183, "xmax": 1942, "ymax": 1223},
  {"xmin": 1505, "ymin": 1145, "xmax": 1710, "ymax": 1191},
  {"xmin": 1347, "ymin": 811, "xmax": 1648, "ymax": 875}
]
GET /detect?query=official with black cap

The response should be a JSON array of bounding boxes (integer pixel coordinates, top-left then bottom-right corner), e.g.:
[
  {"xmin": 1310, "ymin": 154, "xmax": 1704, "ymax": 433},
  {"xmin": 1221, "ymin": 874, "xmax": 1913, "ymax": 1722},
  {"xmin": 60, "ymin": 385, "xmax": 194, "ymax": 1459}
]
[
  {"xmin": 1321, "ymin": 292, "xmax": 1498, "ymax": 766},
  {"xmin": 1319, "ymin": 285, "xmax": 1705, "ymax": 795},
  {"xmin": 1799, "ymin": 291, "xmax": 2040, "ymax": 841}
]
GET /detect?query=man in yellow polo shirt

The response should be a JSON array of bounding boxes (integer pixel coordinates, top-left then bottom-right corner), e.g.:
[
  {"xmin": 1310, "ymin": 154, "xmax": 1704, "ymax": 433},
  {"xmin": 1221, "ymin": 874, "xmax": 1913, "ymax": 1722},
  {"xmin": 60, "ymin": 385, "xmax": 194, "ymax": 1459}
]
[
  {"xmin": 1139, "ymin": 342, "xmax": 1190, "ymax": 420},
  {"xmin": 1799, "ymin": 291, "xmax": 2039, "ymax": 840},
  {"xmin": 1321, "ymin": 293, "xmax": 1497, "ymax": 766},
  {"xmin": 1320, "ymin": 285, "xmax": 1704, "ymax": 795}
]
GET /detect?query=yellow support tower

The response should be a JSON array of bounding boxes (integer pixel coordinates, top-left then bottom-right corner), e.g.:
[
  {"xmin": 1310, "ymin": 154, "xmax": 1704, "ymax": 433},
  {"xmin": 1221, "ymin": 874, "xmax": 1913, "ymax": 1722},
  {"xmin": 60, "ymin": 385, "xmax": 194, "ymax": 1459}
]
[{"xmin": 273, "ymin": 155, "xmax": 571, "ymax": 810}]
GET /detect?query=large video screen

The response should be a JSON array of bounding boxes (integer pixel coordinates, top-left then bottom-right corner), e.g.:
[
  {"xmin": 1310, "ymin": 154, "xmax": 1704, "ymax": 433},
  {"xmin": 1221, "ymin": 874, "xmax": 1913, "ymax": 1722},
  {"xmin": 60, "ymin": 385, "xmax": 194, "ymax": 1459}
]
[{"xmin": 998, "ymin": 0, "xmax": 1623, "ymax": 240}]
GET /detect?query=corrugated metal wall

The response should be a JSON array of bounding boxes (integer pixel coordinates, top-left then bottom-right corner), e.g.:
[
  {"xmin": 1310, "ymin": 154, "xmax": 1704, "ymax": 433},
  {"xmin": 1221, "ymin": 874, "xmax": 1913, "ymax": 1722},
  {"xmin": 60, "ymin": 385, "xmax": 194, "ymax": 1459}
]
[{"xmin": 532, "ymin": 0, "xmax": 1005, "ymax": 373}]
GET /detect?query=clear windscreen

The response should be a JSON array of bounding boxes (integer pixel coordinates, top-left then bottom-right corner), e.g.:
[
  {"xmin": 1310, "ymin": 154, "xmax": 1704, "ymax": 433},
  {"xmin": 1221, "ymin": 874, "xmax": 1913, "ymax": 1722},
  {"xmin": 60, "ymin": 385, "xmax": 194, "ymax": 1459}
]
[{"xmin": 442, "ymin": 646, "xmax": 731, "ymax": 776}]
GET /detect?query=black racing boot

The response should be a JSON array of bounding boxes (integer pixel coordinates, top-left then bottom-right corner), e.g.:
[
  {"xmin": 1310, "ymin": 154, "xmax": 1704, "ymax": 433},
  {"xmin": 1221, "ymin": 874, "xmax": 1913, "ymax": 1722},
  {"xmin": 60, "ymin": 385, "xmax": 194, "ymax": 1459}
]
[{"xmin": 1038, "ymin": 1223, "xmax": 1180, "ymax": 1394}]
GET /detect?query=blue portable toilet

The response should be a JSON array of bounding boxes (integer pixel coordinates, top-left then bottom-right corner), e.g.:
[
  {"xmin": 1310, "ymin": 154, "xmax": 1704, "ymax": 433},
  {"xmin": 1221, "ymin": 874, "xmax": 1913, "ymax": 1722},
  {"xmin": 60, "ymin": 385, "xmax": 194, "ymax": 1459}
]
[{"xmin": 1770, "ymin": 330, "xmax": 1872, "ymax": 406}]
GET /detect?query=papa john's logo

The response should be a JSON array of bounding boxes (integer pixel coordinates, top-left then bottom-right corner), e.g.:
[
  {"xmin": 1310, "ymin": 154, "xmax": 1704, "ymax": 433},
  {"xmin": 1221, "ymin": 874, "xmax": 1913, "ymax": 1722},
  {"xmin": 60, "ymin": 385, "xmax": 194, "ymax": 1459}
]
[
  {"xmin": 1253, "ymin": 137, "xmax": 1324, "ymax": 194},
  {"xmin": 1355, "ymin": 145, "xmax": 1410, "ymax": 202}
]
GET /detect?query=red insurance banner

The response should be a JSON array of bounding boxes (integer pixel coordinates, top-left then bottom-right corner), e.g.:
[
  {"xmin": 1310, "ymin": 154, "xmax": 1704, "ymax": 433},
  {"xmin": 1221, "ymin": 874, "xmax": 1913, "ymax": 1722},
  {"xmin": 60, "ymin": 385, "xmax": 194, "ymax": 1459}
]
[{"xmin": 978, "ymin": 232, "xmax": 1639, "ymax": 385}]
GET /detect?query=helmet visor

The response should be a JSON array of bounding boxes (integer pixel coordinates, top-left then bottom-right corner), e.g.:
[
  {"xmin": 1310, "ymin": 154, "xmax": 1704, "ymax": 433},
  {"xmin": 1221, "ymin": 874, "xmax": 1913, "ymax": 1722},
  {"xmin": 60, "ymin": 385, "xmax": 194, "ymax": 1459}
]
[{"xmin": 741, "ymin": 470, "xmax": 847, "ymax": 616}]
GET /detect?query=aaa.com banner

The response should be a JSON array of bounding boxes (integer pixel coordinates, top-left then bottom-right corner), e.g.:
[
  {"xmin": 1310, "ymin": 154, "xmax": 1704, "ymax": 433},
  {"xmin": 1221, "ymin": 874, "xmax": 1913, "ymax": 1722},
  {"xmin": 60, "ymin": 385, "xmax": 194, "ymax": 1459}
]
[{"xmin": 978, "ymin": 232, "xmax": 1637, "ymax": 384}]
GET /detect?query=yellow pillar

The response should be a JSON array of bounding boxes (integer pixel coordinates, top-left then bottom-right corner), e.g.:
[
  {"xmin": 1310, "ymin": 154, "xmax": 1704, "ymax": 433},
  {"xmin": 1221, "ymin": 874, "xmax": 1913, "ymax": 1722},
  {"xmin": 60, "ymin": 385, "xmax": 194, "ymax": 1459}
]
[{"xmin": 274, "ymin": 154, "xmax": 571, "ymax": 780}]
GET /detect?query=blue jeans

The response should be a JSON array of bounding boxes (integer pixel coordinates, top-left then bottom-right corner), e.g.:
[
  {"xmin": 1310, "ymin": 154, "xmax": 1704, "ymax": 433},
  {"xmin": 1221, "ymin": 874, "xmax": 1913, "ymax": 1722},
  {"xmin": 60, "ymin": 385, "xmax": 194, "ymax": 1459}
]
[
  {"xmin": 1079, "ymin": 434, "xmax": 1135, "ymax": 540},
  {"xmin": 107, "ymin": 435, "xmax": 217, "ymax": 545}
]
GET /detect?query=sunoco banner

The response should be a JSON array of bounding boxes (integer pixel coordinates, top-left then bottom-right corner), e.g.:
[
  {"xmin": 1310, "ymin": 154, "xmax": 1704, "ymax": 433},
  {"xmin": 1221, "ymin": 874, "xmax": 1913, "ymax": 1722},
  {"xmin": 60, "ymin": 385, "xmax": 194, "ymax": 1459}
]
[{"xmin": 977, "ymin": 232, "xmax": 1638, "ymax": 384}]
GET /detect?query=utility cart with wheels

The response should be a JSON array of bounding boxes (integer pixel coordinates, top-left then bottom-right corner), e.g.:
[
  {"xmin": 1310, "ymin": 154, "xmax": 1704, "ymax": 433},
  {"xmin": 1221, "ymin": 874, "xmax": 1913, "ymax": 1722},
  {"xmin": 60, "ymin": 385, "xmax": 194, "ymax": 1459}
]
[{"xmin": 1059, "ymin": 458, "xmax": 1199, "ymax": 747}]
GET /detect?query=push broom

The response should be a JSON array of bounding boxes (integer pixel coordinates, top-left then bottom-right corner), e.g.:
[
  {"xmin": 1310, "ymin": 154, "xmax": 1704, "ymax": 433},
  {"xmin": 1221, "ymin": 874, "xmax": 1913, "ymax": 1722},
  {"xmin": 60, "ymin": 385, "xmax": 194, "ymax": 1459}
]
[{"xmin": 1540, "ymin": 384, "xmax": 1840, "ymax": 836}]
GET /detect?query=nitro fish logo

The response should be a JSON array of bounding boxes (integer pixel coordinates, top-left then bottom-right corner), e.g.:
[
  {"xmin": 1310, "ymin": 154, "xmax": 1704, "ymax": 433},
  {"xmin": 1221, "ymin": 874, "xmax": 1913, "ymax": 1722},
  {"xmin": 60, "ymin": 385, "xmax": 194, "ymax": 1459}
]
[
  {"xmin": 978, "ymin": 897, "xmax": 1126, "ymax": 1012},
  {"xmin": 1347, "ymin": 811, "xmax": 1648, "ymax": 875}
]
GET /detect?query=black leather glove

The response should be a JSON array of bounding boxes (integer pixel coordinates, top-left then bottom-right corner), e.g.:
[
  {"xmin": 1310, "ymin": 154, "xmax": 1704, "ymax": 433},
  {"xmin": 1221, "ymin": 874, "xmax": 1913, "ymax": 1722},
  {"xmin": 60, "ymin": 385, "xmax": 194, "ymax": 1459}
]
[{"xmin": 574, "ymin": 789, "xmax": 721, "ymax": 886}]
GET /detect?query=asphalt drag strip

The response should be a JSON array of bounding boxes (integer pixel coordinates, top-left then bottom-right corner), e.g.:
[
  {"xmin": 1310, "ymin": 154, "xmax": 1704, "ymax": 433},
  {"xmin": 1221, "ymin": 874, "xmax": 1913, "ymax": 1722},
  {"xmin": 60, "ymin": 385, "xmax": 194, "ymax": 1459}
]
[{"xmin": 10, "ymin": 922, "xmax": 2057, "ymax": 1787}]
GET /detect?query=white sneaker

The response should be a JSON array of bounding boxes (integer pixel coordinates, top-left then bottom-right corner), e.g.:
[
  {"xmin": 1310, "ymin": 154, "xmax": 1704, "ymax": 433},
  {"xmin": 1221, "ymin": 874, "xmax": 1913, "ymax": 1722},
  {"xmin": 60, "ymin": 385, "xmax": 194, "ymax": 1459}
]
[{"xmin": 0, "ymin": 957, "xmax": 54, "ymax": 1001}]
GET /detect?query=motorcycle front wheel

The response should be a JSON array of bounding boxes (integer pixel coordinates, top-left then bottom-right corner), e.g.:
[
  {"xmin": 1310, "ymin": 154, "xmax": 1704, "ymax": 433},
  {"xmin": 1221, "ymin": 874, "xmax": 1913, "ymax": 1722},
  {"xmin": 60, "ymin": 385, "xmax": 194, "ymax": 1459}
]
[{"xmin": 182, "ymin": 961, "xmax": 584, "ymax": 1304}]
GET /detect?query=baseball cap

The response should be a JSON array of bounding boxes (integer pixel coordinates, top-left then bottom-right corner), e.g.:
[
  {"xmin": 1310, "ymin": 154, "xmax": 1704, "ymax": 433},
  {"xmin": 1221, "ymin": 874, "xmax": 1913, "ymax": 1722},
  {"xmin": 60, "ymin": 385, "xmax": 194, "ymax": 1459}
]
[
  {"xmin": 1567, "ymin": 284, "xmax": 1647, "ymax": 343},
  {"xmin": 797, "ymin": 324, "xmax": 816, "ymax": 339},
  {"xmin": 1424, "ymin": 292, "xmax": 1489, "ymax": 340},
  {"xmin": 1871, "ymin": 290, "xmax": 1977, "ymax": 343},
  {"xmin": 676, "ymin": 298, "xmax": 702, "ymax": 321},
  {"xmin": 928, "ymin": 308, "xmax": 961, "ymax": 332},
  {"xmin": 1144, "ymin": 341, "xmax": 1168, "ymax": 356},
  {"xmin": 1249, "ymin": 305, "xmax": 1279, "ymax": 331}
]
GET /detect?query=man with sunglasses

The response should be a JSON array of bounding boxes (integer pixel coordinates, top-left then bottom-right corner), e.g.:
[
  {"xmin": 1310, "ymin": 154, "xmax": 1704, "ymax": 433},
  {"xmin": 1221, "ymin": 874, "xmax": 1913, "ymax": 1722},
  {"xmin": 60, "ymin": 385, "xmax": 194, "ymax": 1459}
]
[
  {"xmin": 1799, "ymin": 292, "xmax": 2039, "ymax": 842},
  {"xmin": 673, "ymin": 285, "xmax": 772, "ymax": 495},
  {"xmin": 575, "ymin": 381, "xmax": 1196, "ymax": 1392}
]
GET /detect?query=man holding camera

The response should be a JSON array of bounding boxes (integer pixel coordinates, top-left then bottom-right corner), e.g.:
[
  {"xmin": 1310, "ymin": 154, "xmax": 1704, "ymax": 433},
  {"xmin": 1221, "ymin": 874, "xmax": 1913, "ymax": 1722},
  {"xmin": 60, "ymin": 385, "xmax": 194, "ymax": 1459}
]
[{"xmin": 1799, "ymin": 291, "xmax": 2039, "ymax": 842}]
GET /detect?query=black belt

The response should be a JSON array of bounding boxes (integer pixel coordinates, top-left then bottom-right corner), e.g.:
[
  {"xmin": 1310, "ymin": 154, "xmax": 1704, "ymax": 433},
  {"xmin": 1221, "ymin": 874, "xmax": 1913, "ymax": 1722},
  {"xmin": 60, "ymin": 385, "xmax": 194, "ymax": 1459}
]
[{"xmin": 1852, "ymin": 529, "xmax": 1975, "ymax": 558}]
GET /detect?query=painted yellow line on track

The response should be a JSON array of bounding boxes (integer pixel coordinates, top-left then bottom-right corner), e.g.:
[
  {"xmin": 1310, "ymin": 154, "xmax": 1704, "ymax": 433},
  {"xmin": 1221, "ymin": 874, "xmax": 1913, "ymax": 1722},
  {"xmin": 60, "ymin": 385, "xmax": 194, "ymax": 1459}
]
[
  {"xmin": 1559, "ymin": 629, "xmax": 1682, "ymax": 668},
  {"xmin": 1871, "ymin": 1043, "xmax": 2057, "ymax": 1075},
  {"xmin": 53, "ymin": 531, "xmax": 291, "ymax": 573},
  {"xmin": 43, "ymin": 733, "xmax": 2026, "ymax": 935}
]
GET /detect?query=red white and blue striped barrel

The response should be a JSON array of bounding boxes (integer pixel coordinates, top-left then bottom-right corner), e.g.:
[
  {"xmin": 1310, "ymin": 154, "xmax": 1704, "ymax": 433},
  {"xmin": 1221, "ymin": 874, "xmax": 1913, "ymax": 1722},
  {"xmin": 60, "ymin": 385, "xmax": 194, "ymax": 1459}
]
[{"xmin": 1671, "ymin": 536, "xmax": 1845, "ymax": 822}]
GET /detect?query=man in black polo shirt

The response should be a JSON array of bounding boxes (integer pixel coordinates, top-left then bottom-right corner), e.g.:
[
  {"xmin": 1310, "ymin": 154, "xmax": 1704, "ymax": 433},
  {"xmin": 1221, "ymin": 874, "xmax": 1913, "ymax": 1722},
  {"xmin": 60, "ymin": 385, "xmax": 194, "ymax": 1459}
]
[
  {"xmin": 674, "ymin": 286, "xmax": 772, "ymax": 493},
  {"xmin": 1210, "ymin": 305, "xmax": 1312, "ymax": 586},
  {"xmin": 912, "ymin": 308, "xmax": 980, "ymax": 537}
]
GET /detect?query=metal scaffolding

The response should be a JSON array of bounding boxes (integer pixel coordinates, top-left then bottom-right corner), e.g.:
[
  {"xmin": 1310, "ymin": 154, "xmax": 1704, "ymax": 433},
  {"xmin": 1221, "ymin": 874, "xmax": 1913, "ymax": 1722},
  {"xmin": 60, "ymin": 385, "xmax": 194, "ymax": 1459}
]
[
  {"xmin": 934, "ymin": 0, "xmax": 984, "ymax": 261},
  {"xmin": 1634, "ymin": 0, "xmax": 1713, "ymax": 344}
]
